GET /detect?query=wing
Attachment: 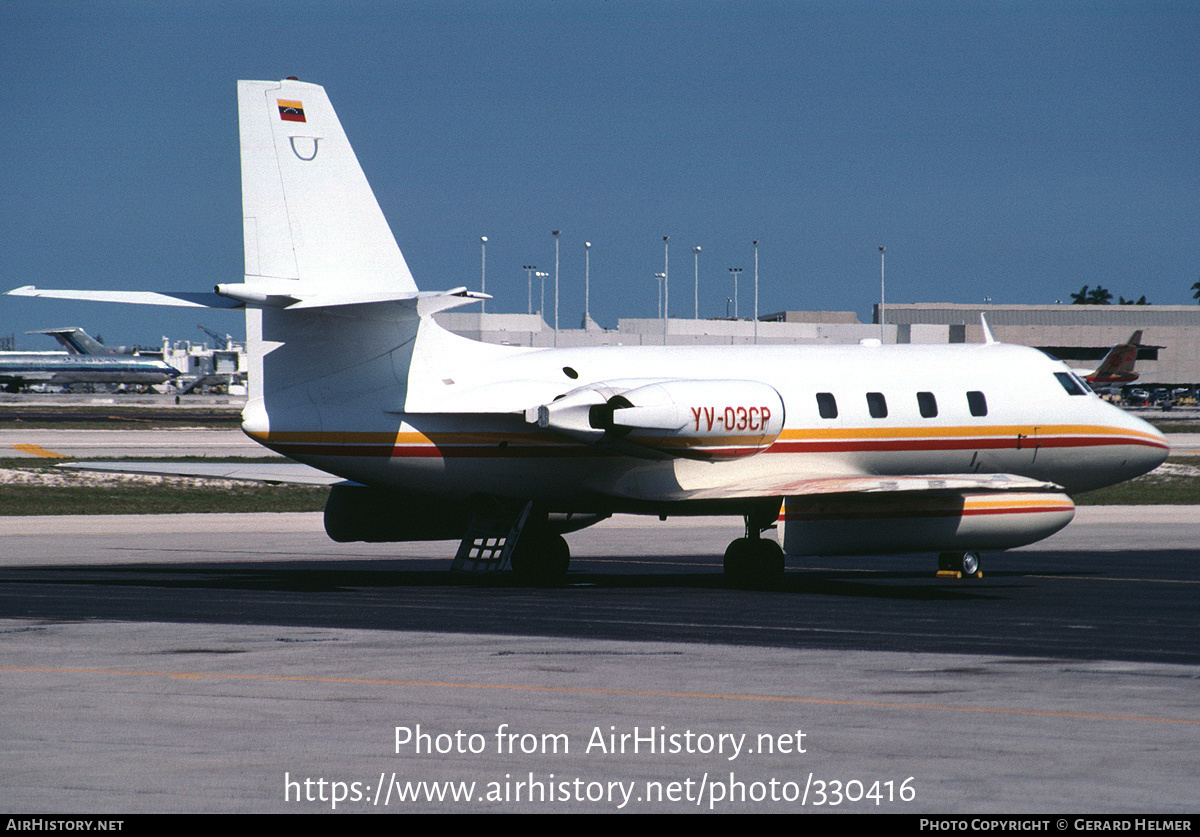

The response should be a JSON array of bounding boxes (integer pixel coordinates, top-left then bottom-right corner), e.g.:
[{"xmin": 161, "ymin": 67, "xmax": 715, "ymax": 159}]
[{"xmin": 56, "ymin": 461, "xmax": 343, "ymax": 485}]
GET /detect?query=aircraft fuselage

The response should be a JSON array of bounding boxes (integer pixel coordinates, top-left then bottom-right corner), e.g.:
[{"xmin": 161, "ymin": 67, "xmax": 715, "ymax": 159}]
[{"xmin": 244, "ymin": 339, "xmax": 1167, "ymax": 508}]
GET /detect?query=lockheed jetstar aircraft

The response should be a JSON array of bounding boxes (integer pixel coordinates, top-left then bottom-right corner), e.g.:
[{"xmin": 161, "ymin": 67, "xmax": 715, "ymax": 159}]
[{"xmin": 9, "ymin": 79, "xmax": 1170, "ymax": 584}]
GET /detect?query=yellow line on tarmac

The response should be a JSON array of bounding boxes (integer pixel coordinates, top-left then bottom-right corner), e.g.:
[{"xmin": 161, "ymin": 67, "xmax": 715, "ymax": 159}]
[
  {"xmin": 3, "ymin": 666, "xmax": 1198, "ymax": 726},
  {"xmin": 10, "ymin": 444, "xmax": 68, "ymax": 458}
]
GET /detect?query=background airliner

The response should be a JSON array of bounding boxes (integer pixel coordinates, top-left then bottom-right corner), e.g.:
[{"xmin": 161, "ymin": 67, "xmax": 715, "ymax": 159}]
[
  {"xmin": 0, "ymin": 328, "xmax": 178, "ymax": 392},
  {"xmin": 1075, "ymin": 330, "xmax": 1143, "ymax": 386}
]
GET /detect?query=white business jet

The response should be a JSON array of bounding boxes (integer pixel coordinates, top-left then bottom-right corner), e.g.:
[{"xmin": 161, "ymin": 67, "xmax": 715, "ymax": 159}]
[{"xmin": 9, "ymin": 79, "xmax": 1169, "ymax": 584}]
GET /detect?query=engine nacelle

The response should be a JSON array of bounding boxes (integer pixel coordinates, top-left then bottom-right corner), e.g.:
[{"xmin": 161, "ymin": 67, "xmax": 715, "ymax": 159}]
[
  {"xmin": 780, "ymin": 491, "xmax": 1075, "ymax": 556},
  {"xmin": 324, "ymin": 484, "xmax": 467, "ymax": 542},
  {"xmin": 528, "ymin": 378, "xmax": 785, "ymax": 460}
]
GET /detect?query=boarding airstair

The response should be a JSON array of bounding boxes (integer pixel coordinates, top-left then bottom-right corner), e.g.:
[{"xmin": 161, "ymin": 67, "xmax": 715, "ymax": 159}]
[{"xmin": 450, "ymin": 496, "xmax": 534, "ymax": 574}]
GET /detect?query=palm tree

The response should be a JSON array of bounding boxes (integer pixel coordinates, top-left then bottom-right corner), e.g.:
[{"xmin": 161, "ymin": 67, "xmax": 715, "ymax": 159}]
[
  {"xmin": 1070, "ymin": 285, "xmax": 1090, "ymax": 305},
  {"xmin": 1086, "ymin": 286, "xmax": 1113, "ymax": 305},
  {"xmin": 1192, "ymin": 279, "xmax": 1200, "ymax": 303}
]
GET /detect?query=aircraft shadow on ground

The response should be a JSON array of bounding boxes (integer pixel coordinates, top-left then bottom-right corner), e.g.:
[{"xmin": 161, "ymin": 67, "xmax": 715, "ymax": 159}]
[
  {"xmin": 0, "ymin": 558, "xmax": 1024, "ymax": 601},
  {"xmin": 3, "ymin": 550, "xmax": 1197, "ymax": 662}
]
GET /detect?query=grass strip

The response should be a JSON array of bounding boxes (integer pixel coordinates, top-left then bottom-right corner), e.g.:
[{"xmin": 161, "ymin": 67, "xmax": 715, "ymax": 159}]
[
  {"xmin": 0, "ymin": 482, "xmax": 328, "ymax": 515},
  {"xmin": 1, "ymin": 456, "xmax": 1199, "ymax": 515},
  {"xmin": 0, "ymin": 456, "xmax": 327, "ymax": 515}
]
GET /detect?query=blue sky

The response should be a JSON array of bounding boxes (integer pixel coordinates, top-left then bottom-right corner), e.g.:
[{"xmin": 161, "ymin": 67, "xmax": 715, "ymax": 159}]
[{"xmin": 2, "ymin": 1, "xmax": 1197, "ymax": 348}]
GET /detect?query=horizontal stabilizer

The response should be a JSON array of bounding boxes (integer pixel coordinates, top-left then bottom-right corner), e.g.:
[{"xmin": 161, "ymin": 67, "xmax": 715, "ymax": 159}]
[
  {"xmin": 8, "ymin": 286, "xmax": 242, "ymax": 309},
  {"xmin": 9, "ymin": 284, "xmax": 486, "ymax": 316}
]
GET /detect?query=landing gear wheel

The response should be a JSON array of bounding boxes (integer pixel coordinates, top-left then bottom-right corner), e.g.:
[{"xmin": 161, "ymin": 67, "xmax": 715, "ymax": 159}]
[
  {"xmin": 960, "ymin": 551, "xmax": 981, "ymax": 577},
  {"xmin": 510, "ymin": 532, "xmax": 570, "ymax": 585},
  {"xmin": 724, "ymin": 538, "xmax": 785, "ymax": 587},
  {"xmin": 937, "ymin": 551, "xmax": 983, "ymax": 579},
  {"xmin": 723, "ymin": 538, "xmax": 754, "ymax": 585}
]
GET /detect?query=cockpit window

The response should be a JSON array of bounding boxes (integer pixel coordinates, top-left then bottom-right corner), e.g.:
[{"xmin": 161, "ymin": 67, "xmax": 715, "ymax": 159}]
[{"xmin": 1055, "ymin": 372, "xmax": 1087, "ymax": 395}]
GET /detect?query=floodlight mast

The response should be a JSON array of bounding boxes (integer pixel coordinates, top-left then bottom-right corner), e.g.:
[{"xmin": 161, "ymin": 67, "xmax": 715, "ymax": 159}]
[
  {"xmin": 480, "ymin": 236, "xmax": 487, "ymax": 313},
  {"xmin": 879, "ymin": 245, "xmax": 885, "ymax": 342},
  {"xmin": 584, "ymin": 241, "xmax": 591, "ymax": 328}
]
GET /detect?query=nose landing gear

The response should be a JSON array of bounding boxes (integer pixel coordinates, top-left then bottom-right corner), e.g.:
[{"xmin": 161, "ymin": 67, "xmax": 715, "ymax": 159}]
[
  {"xmin": 937, "ymin": 551, "xmax": 983, "ymax": 579},
  {"xmin": 723, "ymin": 501, "xmax": 785, "ymax": 587}
]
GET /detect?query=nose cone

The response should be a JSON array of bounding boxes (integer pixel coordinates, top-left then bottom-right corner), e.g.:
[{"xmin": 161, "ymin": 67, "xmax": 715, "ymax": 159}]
[
  {"xmin": 1125, "ymin": 408, "xmax": 1168, "ymax": 465},
  {"xmin": 1102, "ymin": 404, "xmax": 1170, "ymax": 487}
]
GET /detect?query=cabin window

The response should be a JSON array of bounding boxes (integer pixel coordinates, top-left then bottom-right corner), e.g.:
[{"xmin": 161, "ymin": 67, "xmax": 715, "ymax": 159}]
[
  {"xmin": 816, "ymin": 392, "xmax": 838, "ymax": 419},
  {"xmin": 866, "ymin": 392, "xmax": 888, "ymax": 418},
  {"xmin": 917, "ymin": 391, "xmax": 938, "ymax": 418},
  {"xmin": 1054, "ymin": 372, "xmax": 1087, "ymax": 396},
  {"xmin": 967, "ymin": 390, "xmax": 988, "ymax": 417}
]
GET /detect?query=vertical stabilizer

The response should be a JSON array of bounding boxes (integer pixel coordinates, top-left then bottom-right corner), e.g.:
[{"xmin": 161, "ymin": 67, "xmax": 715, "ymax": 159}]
[
  {"xmin": 1090, "ymin": 330, "xmax": 1142, "ymax": 383},
  {"xmin": 238, "ymin": 79, "xmax": 417, "ymax": 293},
  {"xmin": 29, "ymin": 328, "xmax": 117, "ymax": 356},
  {"xmin": 237, "ymin": 79, "xmax": 426, "ymax": 432}
]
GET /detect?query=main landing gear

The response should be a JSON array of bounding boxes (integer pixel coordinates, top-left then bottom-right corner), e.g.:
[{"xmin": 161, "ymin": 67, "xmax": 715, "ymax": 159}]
[
  {"xmin": 937, "ymin": 551, "xmax": 983, "ymax": 579},
  {"xmin": 723, "ymin": 502, "xmax": 785, "ymax": 587},
  {"xmin": 509, "ymin": 529, "xmax": 571, "ymax": 586},
  {"xmin": 452, "ymin": 497, "xmax": 571, "ymax": 586}
]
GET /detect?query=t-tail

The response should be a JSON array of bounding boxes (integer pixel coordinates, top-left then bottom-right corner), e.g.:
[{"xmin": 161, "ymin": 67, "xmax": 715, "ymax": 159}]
[
  {"xmin": 236, "ymin": 79, "xmax": 418, "ymax": 297},
  {"xmin": 9, "ymin": 79, "xmax": 491, "ymax": 436},
  {"xmin": 230, "ymin": 80, "xmax": 491, "ymax": 437}
]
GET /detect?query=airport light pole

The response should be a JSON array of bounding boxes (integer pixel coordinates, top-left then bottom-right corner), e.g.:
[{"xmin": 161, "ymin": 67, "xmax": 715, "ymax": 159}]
[
  {"xmin": 654, "ymin": 273, "xmax": 665, "ymax": 319},
  {"xmin": 753, "ymin": 240, "xmax": 759, "ymax": 344},
  {"xmin": 879, "ymin": 246, "xmax": 885, "ymax": 342},
  {"xmin": 692, "ymin": 246, "xmax": 701, "ymax": 319},
  {"xmin": 584, "ymin": 241, "xmax": 591, "ymax": 329},
  {"xmin": 523, "ymin": 265, "xmax": 537, "ymax": 315},
  {"xmin": 537, "ymin": 271, "xmax": 548, "ymax": 319},
  {"xmin": 552, "ymin": 230, "xmax": 560, "ymax": 346},
  {"xmin": 729, "ymin": 267, "xmax": 742, "ymax": 319},
  {"xmin": 662, "ymin": 236, "xmax": 669, "ymax": 342},
  {"xmin": 480, "ymin": 236, "xmax": 487, "ymax": 313}
]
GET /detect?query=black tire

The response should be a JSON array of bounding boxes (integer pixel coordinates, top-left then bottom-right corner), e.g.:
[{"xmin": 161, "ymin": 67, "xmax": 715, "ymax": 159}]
[
  {"xmin": 724, "ymin": 538, "xmax": 785, "ymax": 587},
  {"xmin": 510, "ymin": 532, "xmax": 570, "ymax": 585},
  {"xmin": 723, "ymin": 538, "xmax": 754, "ymax": 585},
  {"xmin": 753, "ymin": 538, "xmax": 786, "ymax": 585}
]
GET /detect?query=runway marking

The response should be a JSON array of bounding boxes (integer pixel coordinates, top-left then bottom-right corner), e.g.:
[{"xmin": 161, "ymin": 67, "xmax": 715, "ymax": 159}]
[
  {"xmin": 1027, "ymin": 575, "xmax": 1200, "ymax": 585},
  {"xmin": 10, "ymin": 444, "xmax": 68, "ymax": 458},
  {"xmin": 584, "ymin": 561, "xmax": 1200, "ymax": 585},
  {"xmin": 3, "ymin": 666, "xmax": 1198, "ymax": 726}
]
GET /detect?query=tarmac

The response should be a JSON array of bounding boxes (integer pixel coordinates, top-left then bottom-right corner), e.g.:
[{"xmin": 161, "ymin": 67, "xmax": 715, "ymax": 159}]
[{"xmin": 2, "ymin": 510, "xmax": 1199, "ymax": 814}]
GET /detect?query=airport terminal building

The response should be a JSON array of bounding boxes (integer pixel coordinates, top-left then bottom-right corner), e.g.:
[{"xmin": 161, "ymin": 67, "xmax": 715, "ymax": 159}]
[
  {"xmin": 880, "ymin": 303, "xmax": 1200, "ymax": 386},
  {"xmin": 436, "ymin": 302, "xmax": 1200, "ymax": 385}
]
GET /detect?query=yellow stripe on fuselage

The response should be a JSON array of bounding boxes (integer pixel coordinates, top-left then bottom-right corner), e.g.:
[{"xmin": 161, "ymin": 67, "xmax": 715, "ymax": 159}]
[
  {"xmin": 244, "ymin": 422, "xmax": 1165, "ymax": 458},
  {"xmin": 776, "ymin": 423, "xmax": 1163, "ymax": 443}
]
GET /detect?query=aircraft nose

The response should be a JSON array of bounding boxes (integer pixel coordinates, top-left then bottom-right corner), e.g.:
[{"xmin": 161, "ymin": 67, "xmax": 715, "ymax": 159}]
[{"xmin": 1122, "ymin": 411, "xmax": 1170, "ymax": 479}]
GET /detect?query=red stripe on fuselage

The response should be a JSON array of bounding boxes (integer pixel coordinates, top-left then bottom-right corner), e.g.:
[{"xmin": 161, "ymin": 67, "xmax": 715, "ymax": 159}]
[{"xmin": 257, "ymin": 428, "xmax": 1165, "ymax": 461}]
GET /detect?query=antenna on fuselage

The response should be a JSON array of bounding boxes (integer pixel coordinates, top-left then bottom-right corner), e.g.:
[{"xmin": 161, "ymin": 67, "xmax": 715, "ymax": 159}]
[{"xmin": 980, "ymin": 313, "xmax": 998, "ymax": 345}]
